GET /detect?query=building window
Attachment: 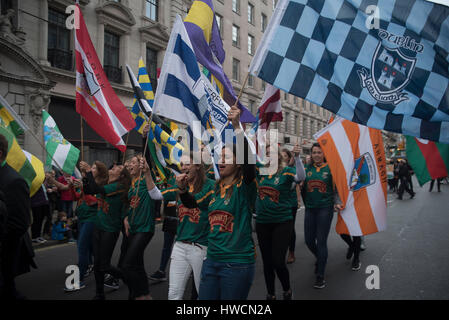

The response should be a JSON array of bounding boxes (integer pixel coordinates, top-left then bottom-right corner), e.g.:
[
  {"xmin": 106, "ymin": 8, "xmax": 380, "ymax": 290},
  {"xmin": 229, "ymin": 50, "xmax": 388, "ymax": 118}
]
[
  {"xmin": 303, "ymin": 117, "xmax": 307, "ymax": 137},
  {"xmin": 48, "ymin": 8, "xmax": 72, "ymax": 71},
  {"xmin": 104, "ymin": 31, "xmax": 122, "ymax": 83},
  {"xmin": 248, "ymin": 34, "xmax": 254, "ymax": 55},
  {"xmin": 248, "ymin": 74, "xmax": 254, "ymax": 87},
  {"xmin": 215, "ymin": 14, "xmax": 223, "ymax": 37},
  {"xmin": 232, "ymin": 0, "xmax": 240, "ymax": 14},
  {"xmin": 262, "ymin": 81, "xmax": 266, "ymax": 91},
  {"xmin": 285, "ymin": 112, "xmax": 289, "ymax": 133},
  {"xmin": 248, "ymin": 3, "xmax": 254, "ymax": 24},
  {"xmin": 232, "ymin": 58, "xmax": 240, "ymax": 82},
  {"xmin": 146, "ymin": 0, "xmax": 158, "ymax": 21},
  {"xmin": 146, "ymin": 47, "xmax": 158, "ymax": 88},
  {"xmin": 294, "ymin": 115, "xmax": 298, "ymax": 134},
  {"xmin": 284, "ymin": 92, "xmax": 288, "ymax": 101},
  {"xmin": 310, "ymin": 120, "xmax": 314, "ymax": 137},
  {"xmin": 249, "ymin": 99, "xmax": 255, "ymax": 114},
  {"xmin": 232, "ymin": 25, "xmax": 240, "ymax": 47},
  {"xmin": 261, "ymin": 13, "xmax": 267, "ymax": 32},
  {"xmin": 294, "ymin": 96, "xmax": 298, "ymax": 104}
]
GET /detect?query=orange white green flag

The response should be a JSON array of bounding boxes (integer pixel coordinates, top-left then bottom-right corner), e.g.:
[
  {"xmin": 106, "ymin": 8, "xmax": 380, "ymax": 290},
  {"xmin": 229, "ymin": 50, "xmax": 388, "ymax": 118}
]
[{"xmin": 314, "ymin": 117, "xmax": 387, "ymax": 236}]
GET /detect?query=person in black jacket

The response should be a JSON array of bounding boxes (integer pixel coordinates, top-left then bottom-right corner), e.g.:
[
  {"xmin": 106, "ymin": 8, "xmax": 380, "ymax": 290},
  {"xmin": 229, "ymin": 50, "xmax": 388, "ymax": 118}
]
[
  {"xmin": 0, "ymin": 134, "xmax": 36, "ymax": 299},
  {"xmin": 397, "ymin": 160, "xmax": 415, "ymax": 200}
]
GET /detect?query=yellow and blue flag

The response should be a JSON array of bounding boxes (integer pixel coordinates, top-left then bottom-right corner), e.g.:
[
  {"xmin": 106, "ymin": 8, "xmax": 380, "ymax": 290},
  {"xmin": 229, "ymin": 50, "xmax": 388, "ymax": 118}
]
[{"xmin": 130, "ymin": 58, "xmax": 154, "ymax": 134}]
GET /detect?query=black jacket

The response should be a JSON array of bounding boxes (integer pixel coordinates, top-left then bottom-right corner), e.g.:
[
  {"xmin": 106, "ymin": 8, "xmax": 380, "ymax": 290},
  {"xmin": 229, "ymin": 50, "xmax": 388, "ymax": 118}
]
[{"xmin": 0, "ymin": 163, "xmax": 36, "ymax": 274}]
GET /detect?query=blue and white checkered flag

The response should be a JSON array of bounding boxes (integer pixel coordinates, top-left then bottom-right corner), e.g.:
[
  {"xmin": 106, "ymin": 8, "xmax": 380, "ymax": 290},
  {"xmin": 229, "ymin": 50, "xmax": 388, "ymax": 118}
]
[{"xmin": 250, "ymin": 0, "xmax": 449, "ymax": 143}]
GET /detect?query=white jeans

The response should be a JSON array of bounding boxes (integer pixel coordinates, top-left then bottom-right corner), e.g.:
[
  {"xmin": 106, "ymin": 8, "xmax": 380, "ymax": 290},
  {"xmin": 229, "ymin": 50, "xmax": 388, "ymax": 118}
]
[{"xmin": 168, "ymin": 241, "xmax": 207, "ymax": 300}]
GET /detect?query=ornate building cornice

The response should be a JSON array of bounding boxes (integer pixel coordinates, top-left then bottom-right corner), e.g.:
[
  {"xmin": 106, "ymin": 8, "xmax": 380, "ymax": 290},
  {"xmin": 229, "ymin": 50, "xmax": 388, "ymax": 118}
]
[
  {"xmin": 96, "ymin": 1, "xmax": 136, "ymax": 35},
  {"xmin": 139, "ymin": 20, "xmax": 170, "ymax": 50}
]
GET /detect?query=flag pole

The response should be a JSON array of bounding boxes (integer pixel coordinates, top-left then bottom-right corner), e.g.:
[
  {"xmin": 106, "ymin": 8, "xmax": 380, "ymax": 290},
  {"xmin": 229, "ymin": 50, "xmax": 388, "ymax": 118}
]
[
  {"xmin": 130, "ymin": 118, "xmax": 153, "ymax": 225},
  {"xmin": 122, "ymin": 132, "xmax": 130, "ymax": 165},
  {"xmin": 80, "ymin": 115, "xmax": 84, "ymax": 162}
]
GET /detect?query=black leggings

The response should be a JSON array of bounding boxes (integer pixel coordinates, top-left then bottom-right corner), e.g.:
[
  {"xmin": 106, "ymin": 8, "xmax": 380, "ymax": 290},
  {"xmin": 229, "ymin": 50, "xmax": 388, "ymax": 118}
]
[
  {"xmin": 92, "ymin": 228, "xmax": 121, "ymax": 296},
  {"xmin": 288, "ymin": 206, "xmax": 298, "ymax": 252},
  {"xmin": 121, "ymin": 232, "xmax": 153, "ymax": 298},
  {"xmin": 340, "ymin": 234, "xmax": 361, "ymax": 260},
  {"xmin": 256, "ymin": 220, "xmax": 294, "ymax": 295}
]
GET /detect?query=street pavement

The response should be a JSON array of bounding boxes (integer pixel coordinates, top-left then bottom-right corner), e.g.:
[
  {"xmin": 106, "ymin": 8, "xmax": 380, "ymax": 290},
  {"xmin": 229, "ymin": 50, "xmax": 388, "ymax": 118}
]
[{"xmin": 16, "ymin": 177, "xmax": 449, "ymax": 300}]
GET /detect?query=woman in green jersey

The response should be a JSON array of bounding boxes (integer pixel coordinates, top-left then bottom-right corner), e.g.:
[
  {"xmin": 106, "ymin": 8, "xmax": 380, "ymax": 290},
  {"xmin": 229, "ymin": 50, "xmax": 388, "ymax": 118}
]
[
  {"xmin": 302, "ymin": 143, "xmax": 342, "ymax": 289},
  {"xmin": 160, "ymin": 153, "xmax": 215, "ymax": 300},
  {"xmin": 80, "ymin": 162, "xmax": 131, "ymax": 300},
  {"xmin": 195, "ymin": 104, "xmax": 257, "ymax": 300},
  {"xmin": 255, "ymin": 143, "xmax": 305, "ymax": 300},
  {"xmin": 121, "ymin": 155, "xmax": 163, "ymax": 300}
]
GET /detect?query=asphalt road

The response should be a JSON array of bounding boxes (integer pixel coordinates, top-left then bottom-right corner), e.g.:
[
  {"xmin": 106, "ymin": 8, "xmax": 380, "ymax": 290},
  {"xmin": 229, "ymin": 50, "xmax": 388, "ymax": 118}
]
[{"xmin": 16, "ymin": 177, "xmax": 449, "ymax": 300}]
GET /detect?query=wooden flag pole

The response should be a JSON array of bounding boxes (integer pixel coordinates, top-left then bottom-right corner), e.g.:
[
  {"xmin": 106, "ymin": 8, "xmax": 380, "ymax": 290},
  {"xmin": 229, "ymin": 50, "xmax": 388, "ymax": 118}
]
[
  {"xmin": 80, "ymin": 116, "xmax": 84, "ymax": 162},
  {"xmin": 130, "ymin": 118, "xmax": 153, "ymax": 225},
  {"xmin": 122, "ymin": 132, "xmax": 130, "ymax": 165}
]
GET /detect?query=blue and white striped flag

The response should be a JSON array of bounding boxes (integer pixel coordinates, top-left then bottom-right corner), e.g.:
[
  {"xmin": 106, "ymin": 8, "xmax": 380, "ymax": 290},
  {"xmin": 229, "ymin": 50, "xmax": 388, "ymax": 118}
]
[
  {"xmin": 250, "ymin": 0, "xmax": 449, "ymax": 143},
  {"xmin": 154, "ymin": 15, "xmax": 233, "ymax": 178}
]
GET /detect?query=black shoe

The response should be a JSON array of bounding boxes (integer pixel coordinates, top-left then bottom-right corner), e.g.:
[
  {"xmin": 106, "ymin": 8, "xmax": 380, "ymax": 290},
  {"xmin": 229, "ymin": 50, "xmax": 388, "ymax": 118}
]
[
  {"xmin": 314, "ymin": 276, "xmax": 326, "ymax": 289},
  {"xmin": 283, "ymin": 290, "xmax": 293, "ymax": 300},
  {"xmin": 410, "ymin": 192, "xmax": 415, "ymax": 199},
  {"xmin": 92, "ymin": 294, "xmax": 105, "ymax": 300},
  {"xmin": 346, "ymin": 246, "xmax": 354, "ymax": 260},
  {"xmin": 397, "ymin": 196, "xmax": 402, "ymax": 200},
  {"xmin": 104, "ymin": 275, "xmax": 120, "ymax": 290},
  {"xmin": 352, "ymin": 258, "xmax": 361, "ymax": 271},
  {"xmin": 149, "ymin": 270, "xmax": 167, "ymax": 281},
  {"xmin": 266, "ymin": 294, "xmax": 276, "ymax": 300}
]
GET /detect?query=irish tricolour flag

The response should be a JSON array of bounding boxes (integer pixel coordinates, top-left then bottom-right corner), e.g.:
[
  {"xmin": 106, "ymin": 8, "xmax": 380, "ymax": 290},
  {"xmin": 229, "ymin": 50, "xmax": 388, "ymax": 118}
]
[
  {"xmin": 406, "ymin": 136, "xmax": 449, "ymax": 186},
  {"xmin": 43, "ymin": 110, "xmax": 80, "ymax": 174}
]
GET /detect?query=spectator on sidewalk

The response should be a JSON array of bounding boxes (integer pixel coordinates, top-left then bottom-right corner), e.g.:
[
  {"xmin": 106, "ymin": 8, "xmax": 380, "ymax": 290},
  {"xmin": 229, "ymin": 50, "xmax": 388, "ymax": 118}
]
[
  {"xmin": 429, "ymin": 178, "xmax": 443, "ymax": 192},
  {"xmin": 397, "ymin": 160, "xmax": 415, "ymax": 200},
  {"xmin": 51, "ymin": 212, "xmax": 74, "ymax": 242},
  {"xmin": 0, "ymin": 134, "xmax": 36, "ymax": 300},
  {"xmin": 55, "ymin": 171, "xmax": 75, "ymax": 218},
  {"xmin": 30, "ymin": 184, "xmax": 50, "ymax": 244}
]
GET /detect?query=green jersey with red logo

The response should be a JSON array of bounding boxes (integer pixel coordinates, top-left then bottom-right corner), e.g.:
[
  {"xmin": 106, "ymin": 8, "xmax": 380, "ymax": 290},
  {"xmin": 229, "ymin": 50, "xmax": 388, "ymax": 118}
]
[
  {"xmin": 74, "ymin": 188, "xmax": 97, "ymax": 223},
  {"xmin": 256, "ymin": 166, "xmax": 296, "ymax": 224},
  {"xmin": 207, "ymin": 177, "xmax": 257, "ymax": 264},
  {"xmin": 126, "ymin": 177, "xmax": 156, "ymax": 234},
  {"xmin": 95, "ymin": 182, "xmax": 126, "ymax": 233},
  {"xmin": 162, "ymin": 179, "xmax": 215, "ymax": 246},
  {"xmin": 303, "ymin": 163, "xmax": 334, "ymax": 208}
]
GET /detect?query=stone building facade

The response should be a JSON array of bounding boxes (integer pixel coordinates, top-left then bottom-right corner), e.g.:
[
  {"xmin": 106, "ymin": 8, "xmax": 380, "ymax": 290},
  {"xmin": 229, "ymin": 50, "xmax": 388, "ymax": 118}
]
[{"xmin": 0, "ymin": 0, "xmax": 333, "ymax": 169}]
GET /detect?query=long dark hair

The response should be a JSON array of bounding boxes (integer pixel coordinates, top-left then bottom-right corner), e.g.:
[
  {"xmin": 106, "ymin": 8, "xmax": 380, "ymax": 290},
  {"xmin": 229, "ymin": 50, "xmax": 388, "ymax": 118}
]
[
  {"xmin": 310, "ymin": 143, "xmax": 326, "ymax": 165},
  {"xmin": 117, "ymin": 167, "xmax": 131, "ymax": 207},
  {"xmin": 188, "ymin": 154, "xmax": 206, "ymax": 195},
  {"xmin": 215, "ymin": 145, "xmax": 244, "ymax": 200},
  {"xmin": 94, "ymin": 161, "xmax": 109, "ymax": 187}
]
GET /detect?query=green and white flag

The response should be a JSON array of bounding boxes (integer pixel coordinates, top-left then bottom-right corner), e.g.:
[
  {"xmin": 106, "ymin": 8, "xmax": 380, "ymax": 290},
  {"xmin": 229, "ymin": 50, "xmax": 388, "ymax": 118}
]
[{"xmin": 42, "ymin": 110, "xmax": 80, "ymax": 174}]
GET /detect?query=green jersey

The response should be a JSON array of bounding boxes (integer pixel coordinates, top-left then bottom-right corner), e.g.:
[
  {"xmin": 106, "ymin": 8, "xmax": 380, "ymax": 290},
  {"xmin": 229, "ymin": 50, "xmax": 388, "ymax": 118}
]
[
  {"xmin": 95, "ymin": 182, "xmax": 126, "ymax": 233},
  {"xmin": 303, "ymin": 163, "xmax": 334, "ymax": 208},
  {"xmin": 207, "ymin": 177, "xmax": 257, "ymax": 264},
  {"xmin": 126, "ymin": 177, "xmax": 156, "ymax": 234},
  {"xmin": 74, "ymin": 189, "xmax": 97, "ymax": 223},
  {"xmin": 256, "ymin": 166, "xmax": 296, "ymax": 224},
  {"xmin": 162, "ymin": 179, "xmax": 215, "ymax": 246}
]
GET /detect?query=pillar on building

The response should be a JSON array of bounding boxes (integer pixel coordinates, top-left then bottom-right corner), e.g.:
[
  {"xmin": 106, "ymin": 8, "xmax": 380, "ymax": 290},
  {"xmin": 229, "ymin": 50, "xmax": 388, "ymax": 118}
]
[{"xmin": 38, "ymin": 0, "xmax": 50, "ymax": 66}]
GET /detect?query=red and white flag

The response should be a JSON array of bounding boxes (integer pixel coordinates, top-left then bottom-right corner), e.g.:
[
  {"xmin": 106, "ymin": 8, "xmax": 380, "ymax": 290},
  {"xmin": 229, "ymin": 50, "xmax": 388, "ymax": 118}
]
[
  {"xmin": 314, "ymin": 117, "xmax": 388, "ymax": 236},
  {"xmin": 258, "ymin": 84, "xmax": 282, "ymax": 130},
  {"xmin": 75, "ymin": 4, "xmax": 134, "ymax": 152}
]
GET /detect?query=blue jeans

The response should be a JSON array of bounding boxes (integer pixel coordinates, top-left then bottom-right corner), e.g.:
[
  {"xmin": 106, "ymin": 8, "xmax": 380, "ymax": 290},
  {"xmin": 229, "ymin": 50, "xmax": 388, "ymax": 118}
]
[
  {"xmin": 304, "ymin": 206, "xmax": 334, "ymax": 277},
  {"xmin": 198, "ymin": 258, "xmax": 255, "ymax": 300},
  {"xmin": 159, "ymin": 232, "xmax": 175, "ymax": 272},
  {"xmin": 77, "ymin": 221, "xmax": 95, "ymax": 282}
]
